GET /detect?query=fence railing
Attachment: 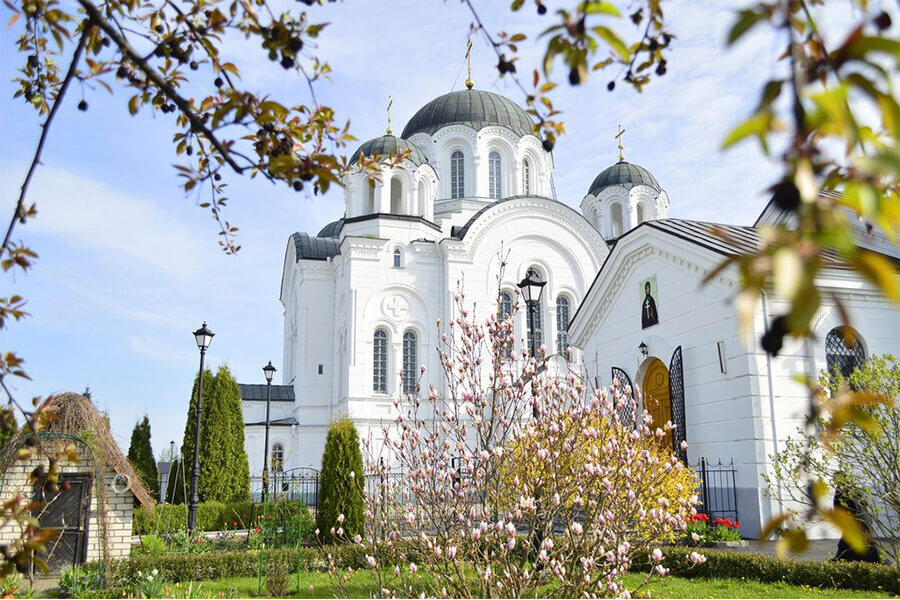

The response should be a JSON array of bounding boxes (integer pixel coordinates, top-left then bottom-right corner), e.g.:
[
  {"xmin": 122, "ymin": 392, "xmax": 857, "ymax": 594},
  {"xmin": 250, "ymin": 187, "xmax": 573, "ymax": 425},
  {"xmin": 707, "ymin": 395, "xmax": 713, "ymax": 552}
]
[{"xmin": 691, "ymin": 457, "xmax": 739, "ymax": 523}]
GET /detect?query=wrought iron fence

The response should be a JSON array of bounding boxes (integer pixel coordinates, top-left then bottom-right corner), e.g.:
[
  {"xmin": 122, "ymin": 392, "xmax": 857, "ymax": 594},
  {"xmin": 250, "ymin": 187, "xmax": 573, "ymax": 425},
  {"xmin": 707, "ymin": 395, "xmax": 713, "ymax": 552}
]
[
  {"xmin": 250, "ymin": 467, "xmax": 320, "ymax": 505},
  {"xmin": 692, "ymin": 457, "xmax": 739, "ymax": 523}
]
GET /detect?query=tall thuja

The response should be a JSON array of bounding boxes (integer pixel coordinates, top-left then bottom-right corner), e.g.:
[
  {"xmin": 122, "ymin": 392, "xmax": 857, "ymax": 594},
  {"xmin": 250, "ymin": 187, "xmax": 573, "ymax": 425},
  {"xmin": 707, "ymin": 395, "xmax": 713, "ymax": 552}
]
[
  {"xmin": 181, "ymin": 368, "xmax": 214, "ymax": 502},
  {"xmin": 127, "ymin": 415, "xmax": 159, "ymax": 501},
  {"xmin": 316, "ymin": 419, "xmax": 364, "ymax": 544},
  {"xmin": 216, "ymin": 365, "xmax": 251, "ymax": 502}
]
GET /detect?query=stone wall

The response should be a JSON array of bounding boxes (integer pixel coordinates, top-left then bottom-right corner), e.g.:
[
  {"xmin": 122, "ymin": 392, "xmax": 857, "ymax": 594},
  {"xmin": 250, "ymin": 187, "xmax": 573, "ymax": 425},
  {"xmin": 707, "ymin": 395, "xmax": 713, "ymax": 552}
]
[{"xmin": 0, "ymin": 442, "xmax": 136, "ymax": 566}]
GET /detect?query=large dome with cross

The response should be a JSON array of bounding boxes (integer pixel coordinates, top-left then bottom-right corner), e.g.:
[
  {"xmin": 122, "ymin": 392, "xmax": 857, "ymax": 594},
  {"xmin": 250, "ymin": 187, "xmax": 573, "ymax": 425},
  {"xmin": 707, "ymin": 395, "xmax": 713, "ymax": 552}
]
[{"xmin": 401, "ymin": 89, "xmax": 536, "ymax": 139}]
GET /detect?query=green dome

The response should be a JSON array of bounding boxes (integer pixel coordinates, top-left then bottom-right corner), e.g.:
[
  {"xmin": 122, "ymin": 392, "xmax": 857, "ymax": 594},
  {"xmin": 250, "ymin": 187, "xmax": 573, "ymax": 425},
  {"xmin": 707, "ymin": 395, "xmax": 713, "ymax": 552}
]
[
  {"xmin": 588, "ymin": 161, "xmax": 660, "ymax": 196},
  {"xmin": 401, "ymin": 89, "xmax": 535, "ymax": 139},
  {"xmin": 349, "ymin": 135, "xmax": 427, "ymax": 167}
]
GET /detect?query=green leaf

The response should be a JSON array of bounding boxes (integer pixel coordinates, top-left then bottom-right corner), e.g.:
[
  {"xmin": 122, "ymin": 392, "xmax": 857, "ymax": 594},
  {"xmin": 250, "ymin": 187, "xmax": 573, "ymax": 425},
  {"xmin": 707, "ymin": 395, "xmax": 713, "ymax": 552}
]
[
  {"xmin": 824, "ymin": 508, "xmax": 867, "ymax": 554},
  {"xmin": 728, "ymin": 9, "xmax": 765, "ymax": 46},
  {"xmin": 584, "ymin": 2, "xmax": 620, "ymax": 16},
  {"xmin": 128, "ymin": 95, "xmax": 139, "ymax": 116},
  {"xmin": 591, "ymin": 26, "xmax": 629, "ymax": 61},
  {"xmin": 722, "ymin": 112, "xmax": 771, "ymax": 152},
  {"xmin": 851, "ymin": 251, "xmax": 899, "ymax": 302}
]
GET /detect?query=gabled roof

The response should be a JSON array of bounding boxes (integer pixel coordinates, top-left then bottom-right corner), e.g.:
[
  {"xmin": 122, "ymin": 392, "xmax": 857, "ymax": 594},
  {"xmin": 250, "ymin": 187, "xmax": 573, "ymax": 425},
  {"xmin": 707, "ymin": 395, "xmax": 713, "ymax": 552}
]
[
  {"xmin": 291, "ymin": 232, "xmax": 341, "ymax": 261},
  {"xmin": 238, "ymin": 384, "xmax": 295, "ymax": 402}
]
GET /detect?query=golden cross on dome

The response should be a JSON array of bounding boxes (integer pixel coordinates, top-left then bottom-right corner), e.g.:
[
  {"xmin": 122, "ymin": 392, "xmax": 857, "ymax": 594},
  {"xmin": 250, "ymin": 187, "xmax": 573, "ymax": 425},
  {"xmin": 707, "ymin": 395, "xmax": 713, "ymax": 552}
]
[
  {"xmin": 465, "ymin": 37, "xmax": 474, "ymax": 89},
  {"xmin": 616, "ymin": 124, "xmax": 626, "ymax": 161},
  {"xmin": 386, "ymin": 95, "xmax": 393, "ymax": 135}
]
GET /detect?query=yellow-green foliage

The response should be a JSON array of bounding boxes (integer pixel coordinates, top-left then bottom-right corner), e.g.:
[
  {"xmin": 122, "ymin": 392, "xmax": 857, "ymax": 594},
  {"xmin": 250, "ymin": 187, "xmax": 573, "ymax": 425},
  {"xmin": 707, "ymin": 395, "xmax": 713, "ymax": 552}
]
[{"xmin": 316, "ymin": 419, "xmax": 364, "ymax": 544}]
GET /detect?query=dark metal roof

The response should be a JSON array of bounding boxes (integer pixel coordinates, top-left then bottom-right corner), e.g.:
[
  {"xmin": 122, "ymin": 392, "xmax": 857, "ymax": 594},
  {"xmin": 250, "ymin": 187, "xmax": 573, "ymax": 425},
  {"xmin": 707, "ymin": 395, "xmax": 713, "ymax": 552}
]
[
  {"xmin": 349, "ymin": 135, "xmax": 427, "ymax": 166},
  {"xmin": 317, "ymin": 218, "xmax": 344, "ymax": 239},
  {"xmin": 402, "ymin": 89, "xmax": 535, "ymax": 139},
  {"xmin": 291, "ymin": 232, "xmax": 341, "ymax": 261},
  {"xmin": 244, "ymin": 417, "xmax": 299, "ymax": 427},
  {"xmin": 588, "ymin": 160, "xmax": 660, "ymax": 196},
  {"xmin": 239, "ymin": 383, "xmax": 295, "ymax": 402}
]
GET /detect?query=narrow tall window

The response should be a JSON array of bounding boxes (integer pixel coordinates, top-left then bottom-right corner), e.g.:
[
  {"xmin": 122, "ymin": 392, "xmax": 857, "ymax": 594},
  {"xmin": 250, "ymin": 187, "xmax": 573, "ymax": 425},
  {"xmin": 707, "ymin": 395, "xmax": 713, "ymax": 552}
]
[
  {"xmin": 373, "ymin": 329, "xmax": 388, "ymax": 393},
  {"xmin": 489, "ymin": 151, "xmax": 502, "ymax": 199},
  {"xmin": 393, "ymin": 248, "xmax": 402, "ymax": 268},
  {"xmin": 636, "ymin": 202, "xmax": 646, "ymax": 224},
  {"xmin": 402, "ymin": 330, "xmax": 418, "ymax": 396},
  {"xmin": 365, "ymin": 179, "xmax": 376, "ymax": 214},
  {"xmin": 451, "ymin": 151, "xmax": 465, "ymax": 199},
  {"xmin": 499, "ymin": 291, "xmax": 513, "ymax": 358},
  {"xmin": 556, "ymin": 296, "xmax": 570, "ymax": 353},
  {"xmin": 825, "ymin": 327, "xmax": 866, "ymax": 379},
  {"xmin": 527, "ymin": 297, "xmax": 543, "ymax": 355},
  {"xmin": 611, "ymin": 203, "xmax": 624, "ymax": 237},
  {"xmin": 271, "ymin": 443, "xmax": 284, "ymax": 473},
  {"xmin": 522, "ymin": 159, "xmax": 531, "ymax": 195}
]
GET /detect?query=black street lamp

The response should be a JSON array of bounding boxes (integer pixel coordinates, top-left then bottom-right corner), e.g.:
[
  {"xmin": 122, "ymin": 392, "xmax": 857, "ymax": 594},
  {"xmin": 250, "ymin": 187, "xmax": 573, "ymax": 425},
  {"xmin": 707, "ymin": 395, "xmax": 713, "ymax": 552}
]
[
  {"xmin": 261, "ymin": 360, "xmax": 277, "ymax": 502},
  {"xmin": 518, "ymin": 268, "xmax": 546, "ymax": 358},
  {"xmin": 187, "ymin": 322, "xmax": 214, "ymax": 532},
  {"xmin": 518, "ymin": 268, "xmax": 546, "ymax": 419}
]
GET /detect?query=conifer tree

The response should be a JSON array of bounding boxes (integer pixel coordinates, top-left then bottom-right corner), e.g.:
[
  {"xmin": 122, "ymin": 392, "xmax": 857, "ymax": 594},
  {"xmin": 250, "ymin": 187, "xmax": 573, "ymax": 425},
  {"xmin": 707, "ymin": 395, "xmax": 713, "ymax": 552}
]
[
  {"xmin": 127, "ymin": 415, "xmax": 159, "ymax": 501},
  {"xmin": 181, "ymin": 368, "xmax": 214, "ymax": 502},
  {"xmin": 316, "ymin": 419, "xmax": 364, "ymax": 544},
  {"xmin": 217, "ymin": 365, "xmax": 251, "ymax": 502}
]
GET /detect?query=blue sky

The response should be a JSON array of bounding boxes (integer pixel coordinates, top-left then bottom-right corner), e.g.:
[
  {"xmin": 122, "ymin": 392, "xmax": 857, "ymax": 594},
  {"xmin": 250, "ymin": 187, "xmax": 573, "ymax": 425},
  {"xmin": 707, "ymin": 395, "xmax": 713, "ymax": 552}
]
[{"xmin": 1, "ymin": 1, "xmax": 864, "ymax": 456}]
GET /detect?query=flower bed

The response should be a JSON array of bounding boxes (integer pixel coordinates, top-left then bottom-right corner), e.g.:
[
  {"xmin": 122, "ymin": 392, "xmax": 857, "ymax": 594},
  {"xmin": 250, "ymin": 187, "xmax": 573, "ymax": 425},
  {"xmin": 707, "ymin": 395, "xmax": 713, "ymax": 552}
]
[{"xmin": 684, "ymin": 513, "xmax": 743, "ymax": 545}]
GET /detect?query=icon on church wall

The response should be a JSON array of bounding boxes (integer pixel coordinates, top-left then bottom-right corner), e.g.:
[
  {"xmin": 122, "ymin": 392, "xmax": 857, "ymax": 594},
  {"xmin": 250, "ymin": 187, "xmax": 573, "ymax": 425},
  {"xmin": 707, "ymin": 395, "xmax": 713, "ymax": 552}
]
[{"xmin": 640, "ymin": 276, "xmax": 659, "ymax": 329}]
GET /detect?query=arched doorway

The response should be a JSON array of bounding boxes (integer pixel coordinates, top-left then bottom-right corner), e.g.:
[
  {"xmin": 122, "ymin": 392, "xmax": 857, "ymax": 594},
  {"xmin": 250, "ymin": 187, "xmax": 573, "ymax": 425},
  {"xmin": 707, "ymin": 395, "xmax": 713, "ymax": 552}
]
[{"xmin": 642, "ymin": 357, "xmax": 673, "ymax": 450}]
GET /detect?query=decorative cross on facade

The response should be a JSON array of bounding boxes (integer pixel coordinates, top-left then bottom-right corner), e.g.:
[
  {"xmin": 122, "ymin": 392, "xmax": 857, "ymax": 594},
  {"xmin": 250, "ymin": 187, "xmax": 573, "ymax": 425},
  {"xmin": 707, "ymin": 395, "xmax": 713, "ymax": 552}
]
[
  {"xmin": 616, "ymin": 124, "xmax": 626, "ymax": 161},
  {"xmin": 465, "ymin": 37, "xmax": 474, "ymax": 90},
  {"xmin": 386, "ymin": 95, "xmax": 393, "ymax": 135},
  {"xmin": 385, "ymin": 295, "xmax": 408, "ymax": 318}
]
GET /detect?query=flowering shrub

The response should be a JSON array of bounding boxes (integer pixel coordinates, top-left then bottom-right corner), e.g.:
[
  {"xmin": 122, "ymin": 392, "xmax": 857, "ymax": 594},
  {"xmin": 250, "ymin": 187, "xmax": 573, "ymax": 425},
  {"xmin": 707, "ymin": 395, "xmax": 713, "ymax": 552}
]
[{"xmin": 340, "ymin": 280, "xmax": 702, "ymax": 598}]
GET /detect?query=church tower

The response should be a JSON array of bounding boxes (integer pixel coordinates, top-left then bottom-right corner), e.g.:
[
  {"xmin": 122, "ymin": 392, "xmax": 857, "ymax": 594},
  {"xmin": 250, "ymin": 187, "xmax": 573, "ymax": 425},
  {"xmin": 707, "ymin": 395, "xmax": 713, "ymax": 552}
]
[{"xmin": 580, "ymin": 126, "xmax": 669, "ymax": 241}]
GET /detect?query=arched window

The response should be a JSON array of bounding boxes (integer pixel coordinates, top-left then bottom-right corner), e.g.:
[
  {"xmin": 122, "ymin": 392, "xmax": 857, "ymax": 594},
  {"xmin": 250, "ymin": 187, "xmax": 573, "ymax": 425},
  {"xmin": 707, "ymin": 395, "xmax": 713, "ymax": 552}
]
[
  {"xmin": 556, "ymin": 296, "xmax": 570, "ymax": 353},
  {"xmin": 636, "ymin": 202, "xmax": 646, "ymax": 224},
  {"xmin": 451, "ymin": 151, "xmax": 465, "ymax": 199},
  {"xmin": 417, "ymin": 184, "xmax": 427, "ymax": 216},
  {"xmin": 825, "ymin": 327, "xmax": 866, "ymax": 379},
  {"xmin": 489, "ymin": 151, "xmax": 502, "ymax": 199},
  {"xmin": 365, "ymin": 179, "xmax": 376, "ymax": 214},
  {"xmin": 522, "ymin": 159, "xmax": 531, "ymax": 195},
  {"xmin": 373, "ymin": 329, "xmax": 388, "ymax": 393},
  {"xmin": 390, "ymin": 176, "xmax": 403, "ymax": 214},
  {"xmin": 611, "ymin": 203, "xmax": 624, "ymax": 237},
  {"xmin": 271, "ymin": 443, "xmax": 284, "ymax": 473},
  {"xmin": 393, "ymin": 248, "xmax": 402, "ymax": 268},
  {"xmin": 402, "ymin": 330, "xmax": 417, "ymax": 396},
  {"xmin": 499, "ymin": 291, "xmax": 514, "ymax": 358}
]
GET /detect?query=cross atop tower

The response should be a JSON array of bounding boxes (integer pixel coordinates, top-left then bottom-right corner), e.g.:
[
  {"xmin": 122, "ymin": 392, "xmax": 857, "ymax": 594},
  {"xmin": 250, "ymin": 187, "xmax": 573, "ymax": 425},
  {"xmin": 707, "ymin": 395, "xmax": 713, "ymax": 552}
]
[
  {"xmin": 615, "ymin": 124, "xmax": 626, "ymax": 161},
  {"xmin": 465, "ymin": 37, "xmax": 474, "ymax": 90},
  {"xmin": 386, "ymin": 95, "xmax": 393, "ymax": 135}
]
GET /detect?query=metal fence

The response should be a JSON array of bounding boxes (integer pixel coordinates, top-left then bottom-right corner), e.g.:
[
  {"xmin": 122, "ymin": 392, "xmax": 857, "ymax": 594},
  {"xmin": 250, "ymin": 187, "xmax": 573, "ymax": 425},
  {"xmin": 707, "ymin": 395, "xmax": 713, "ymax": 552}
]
[
  {"xmin": 692, "ymin": 457, "xmax": 739, "ymax": 522},
  {"xmin": 250, "ymin": 467, "xmax": 320, "ymax": 505}
]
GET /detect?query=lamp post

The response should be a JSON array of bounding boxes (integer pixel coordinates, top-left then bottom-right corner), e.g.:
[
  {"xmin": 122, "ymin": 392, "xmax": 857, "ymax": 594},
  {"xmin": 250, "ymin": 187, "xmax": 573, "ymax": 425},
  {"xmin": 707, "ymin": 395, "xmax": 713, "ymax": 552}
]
[
  {"xmin": 187, "ymin": 322, "xmax": 214, "ymax": 532},
  {"xmin": 261, "ymin": 360, "xmax": 277, "ymax": 502},
  {"xmin": 518, "ymin": 268, "xmax": 546, "ymax": 418},
  {"xmin": 639, "ymin": 341, "xmax": 649, "ymax": 357}
]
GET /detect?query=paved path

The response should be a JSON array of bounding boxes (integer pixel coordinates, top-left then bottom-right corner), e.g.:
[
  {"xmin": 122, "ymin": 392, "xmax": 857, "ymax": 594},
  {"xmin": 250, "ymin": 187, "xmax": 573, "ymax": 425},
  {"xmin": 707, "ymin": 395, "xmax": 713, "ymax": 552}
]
[{"xmin": 705, "ymin": 539, "xmax": 839, "ymax": 562}]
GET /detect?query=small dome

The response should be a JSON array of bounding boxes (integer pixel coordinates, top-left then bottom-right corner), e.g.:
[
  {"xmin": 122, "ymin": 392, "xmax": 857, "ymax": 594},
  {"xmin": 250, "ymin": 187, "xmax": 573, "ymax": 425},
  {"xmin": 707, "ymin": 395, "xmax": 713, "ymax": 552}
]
[
  {"xmin": 317, "ymin": 218, "xmax": 344, "ymax": 239},
  {"xmin": 401, "ymin": 89, "xmax": 535, "ymax": 139},
  {"xmin": 588, "ymin": 161, "xmax": 660, "ymax": 196},
  {"xmin": 349, "ymin": 135, "xmax": 427, "ymax": 167}
]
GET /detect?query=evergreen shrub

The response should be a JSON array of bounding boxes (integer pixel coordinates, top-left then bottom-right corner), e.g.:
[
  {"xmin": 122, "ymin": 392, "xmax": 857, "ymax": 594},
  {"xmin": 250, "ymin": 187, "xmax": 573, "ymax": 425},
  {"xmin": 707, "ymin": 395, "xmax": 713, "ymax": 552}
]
[{"xmin": 315, "ymin": 419, "xmax": 364, "ymax": 544}]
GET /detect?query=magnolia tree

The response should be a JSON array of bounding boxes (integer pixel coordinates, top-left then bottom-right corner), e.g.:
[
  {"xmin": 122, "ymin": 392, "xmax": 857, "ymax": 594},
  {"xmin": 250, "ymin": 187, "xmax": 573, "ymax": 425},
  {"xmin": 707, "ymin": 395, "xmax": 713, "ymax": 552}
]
[{"xmin": 325, "ymin": 282, "xmax": 703, "ymax": 598}]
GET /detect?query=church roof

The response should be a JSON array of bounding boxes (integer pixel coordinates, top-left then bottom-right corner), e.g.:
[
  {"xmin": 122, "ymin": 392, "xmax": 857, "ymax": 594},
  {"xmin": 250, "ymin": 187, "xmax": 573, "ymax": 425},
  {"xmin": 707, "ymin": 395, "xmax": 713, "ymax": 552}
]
[
  {"xmin": 349, "ymin": 135, "xmax": 428, "ymax": 167},
  {"xmin": 450, "ymin": 195, "xmax": 585, "ymax": 240},
  {"xmin": 588, "ymin": 160, "xmax": 660, "ymax": 196},
  {"xmin": 239, "ymin": 383, "xmax": 295, "ymax": 402},
  {"xmin": 291, "ymin": 232, "xmax": 341, "ymax": 261},
  {"xmin": 244, "ymin": 416, "xmax": 299, "ymax": 427},
  {"xmin": 317, "ymin": 218, "xmax": 344, "ymax": 238},
  {"xmin": 402, "ymin": 89, "xmax": 535, "ymax": 139}
]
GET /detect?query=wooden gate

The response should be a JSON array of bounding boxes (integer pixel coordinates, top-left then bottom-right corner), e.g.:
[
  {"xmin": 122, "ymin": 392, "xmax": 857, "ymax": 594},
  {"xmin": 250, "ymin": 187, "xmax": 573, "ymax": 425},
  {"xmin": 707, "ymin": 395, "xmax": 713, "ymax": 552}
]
[{"xmin": 34, "ymin": 473, "xmax": 92, "ymax": 572}]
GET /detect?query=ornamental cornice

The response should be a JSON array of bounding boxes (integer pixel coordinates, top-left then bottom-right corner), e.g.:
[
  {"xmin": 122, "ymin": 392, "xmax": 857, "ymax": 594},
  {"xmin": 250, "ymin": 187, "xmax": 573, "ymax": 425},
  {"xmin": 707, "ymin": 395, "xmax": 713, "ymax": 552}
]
[
  {"xmin": 344, "ymin": 237, "xmax": 388, "ymax": 260},
  {"xmin": 575, "ymin": 242, "xmax": 737, "ymax": 344},
  {"xmin": 478, "ymin": 126, "xmax": 522, "ymax": 145},
  {"xmin": 433, "ymin": 125, "xmax": 478, "ymax": 143},
  {"xmin": 461, "ymin": 198, "xmax": 607, "ymax": 263}
]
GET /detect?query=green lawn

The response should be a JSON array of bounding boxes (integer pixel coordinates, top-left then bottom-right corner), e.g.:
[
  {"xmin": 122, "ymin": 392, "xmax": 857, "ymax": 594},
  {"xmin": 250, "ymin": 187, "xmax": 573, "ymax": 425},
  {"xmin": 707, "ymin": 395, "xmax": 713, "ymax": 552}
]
[{"xmin": 166, "ymin": 572, "xmax": 895, "ymax": 599}]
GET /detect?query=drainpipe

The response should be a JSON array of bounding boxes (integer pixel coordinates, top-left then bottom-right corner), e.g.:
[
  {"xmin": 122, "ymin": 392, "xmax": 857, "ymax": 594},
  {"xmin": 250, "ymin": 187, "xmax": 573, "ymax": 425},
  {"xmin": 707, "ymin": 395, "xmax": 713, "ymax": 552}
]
[{"xmin": 760, "ymin": 290, "xmax": 785, "ymax": 520}]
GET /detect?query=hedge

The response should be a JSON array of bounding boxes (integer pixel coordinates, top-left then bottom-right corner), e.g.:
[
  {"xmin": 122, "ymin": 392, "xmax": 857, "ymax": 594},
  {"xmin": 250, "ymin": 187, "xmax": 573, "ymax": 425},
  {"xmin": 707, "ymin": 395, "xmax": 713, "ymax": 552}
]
[
  {"xmin": 93, "ymin": 542, "xmax": 896, "ymax": 594},
  {"xmin": 133, "ymin": 499, "xmax": 308, "ymax": 535},
  {"xmin": 632, "ymin": 545, "xmax": 899, "ymax": 594}
]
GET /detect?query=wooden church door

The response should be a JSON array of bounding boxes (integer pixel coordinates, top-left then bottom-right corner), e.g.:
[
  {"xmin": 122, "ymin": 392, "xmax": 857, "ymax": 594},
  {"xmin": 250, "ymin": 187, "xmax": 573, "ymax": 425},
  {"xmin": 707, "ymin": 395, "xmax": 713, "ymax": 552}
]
[{"xmin": 641, "ymin": 358, "xmax": 673, "ymax": 451}]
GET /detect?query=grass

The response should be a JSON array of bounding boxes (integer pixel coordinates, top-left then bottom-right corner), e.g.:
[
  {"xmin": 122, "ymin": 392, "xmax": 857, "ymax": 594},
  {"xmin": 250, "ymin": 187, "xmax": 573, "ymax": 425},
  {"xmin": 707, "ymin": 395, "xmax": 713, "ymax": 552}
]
[{"xmin": 170, "ymin": 571, "xmax": 895, "ymax": 599}]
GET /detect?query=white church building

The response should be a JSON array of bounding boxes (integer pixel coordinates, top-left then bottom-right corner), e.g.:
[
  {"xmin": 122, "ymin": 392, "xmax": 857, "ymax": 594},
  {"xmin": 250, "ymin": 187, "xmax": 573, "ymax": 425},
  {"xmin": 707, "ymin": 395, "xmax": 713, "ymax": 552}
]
[{"xmin": 241, "ymin": 82, "xmax": 899, "ymax": 538}]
